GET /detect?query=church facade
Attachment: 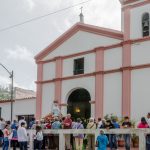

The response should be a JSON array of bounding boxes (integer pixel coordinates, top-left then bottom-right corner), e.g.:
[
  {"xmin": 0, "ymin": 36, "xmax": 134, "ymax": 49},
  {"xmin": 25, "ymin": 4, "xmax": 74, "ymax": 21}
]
[{"xmin": 35, "ymin": 0, "xmax": 150, "ymax": 121}]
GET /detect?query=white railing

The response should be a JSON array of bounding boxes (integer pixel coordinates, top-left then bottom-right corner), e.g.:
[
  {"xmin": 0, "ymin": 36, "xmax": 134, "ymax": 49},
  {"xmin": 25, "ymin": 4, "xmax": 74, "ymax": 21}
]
[{"xmin": 28, "ymin": 128, "xmax": 150, "ymax": 150}]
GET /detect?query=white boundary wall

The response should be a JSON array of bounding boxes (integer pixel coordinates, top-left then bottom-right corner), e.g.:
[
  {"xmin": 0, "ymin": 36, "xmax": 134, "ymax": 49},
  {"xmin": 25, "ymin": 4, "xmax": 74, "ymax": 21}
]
[{"xmin": 28, "ymin": 128, "xmax": 149, "ymax": 150}]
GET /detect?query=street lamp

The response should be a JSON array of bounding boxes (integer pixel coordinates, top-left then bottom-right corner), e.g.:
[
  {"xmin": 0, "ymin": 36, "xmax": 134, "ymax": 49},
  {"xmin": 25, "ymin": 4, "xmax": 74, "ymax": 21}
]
[{"xmin": 0, "ymin": 63, "xmax": 14, "ymax": 122}]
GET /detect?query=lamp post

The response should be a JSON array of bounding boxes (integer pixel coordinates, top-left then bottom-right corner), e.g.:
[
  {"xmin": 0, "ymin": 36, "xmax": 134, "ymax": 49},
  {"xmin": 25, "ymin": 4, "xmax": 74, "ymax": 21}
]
[{"xmin": 0, "ymin": 63, "xmax": 14, "ymax": 122}]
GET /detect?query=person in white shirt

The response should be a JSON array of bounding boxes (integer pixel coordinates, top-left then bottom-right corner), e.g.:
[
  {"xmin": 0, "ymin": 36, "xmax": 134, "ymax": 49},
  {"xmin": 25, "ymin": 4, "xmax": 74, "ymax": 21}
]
[
  {"xmin": 0, "ymin": 118, "xmax": 6, "ymax": 130},
  {"xmin": 97, "ymin": 118, "xmax": 102, "ymax": 129},
  {"xmin": 0, "ymin": 118, "xmax": 5, "ymax": 145},
  {"xmin": 19, "ymin": 116, "xmax": 27, "ymax": 127},
  {"xmin": 147, "ymin": 113, "xmax": 150, "ymax": 127},
  {"xmin": 17, "ymin": 122, "xmax": 28, "ymax": 150}
]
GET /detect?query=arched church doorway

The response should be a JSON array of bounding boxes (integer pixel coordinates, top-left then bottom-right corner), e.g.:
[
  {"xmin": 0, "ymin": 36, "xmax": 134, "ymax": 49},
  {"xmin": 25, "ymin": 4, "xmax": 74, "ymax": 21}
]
[{"xmin": 67, "ymin": 88, "xmax": 91, "ymax": 120}]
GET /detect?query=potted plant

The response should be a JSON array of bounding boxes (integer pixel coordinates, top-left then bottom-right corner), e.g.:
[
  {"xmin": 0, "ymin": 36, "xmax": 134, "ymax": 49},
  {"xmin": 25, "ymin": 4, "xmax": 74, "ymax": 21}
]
[
  {"xmin": 118, "ymin": 134, "xmax": 125, "ymax": 147},
  {"xmin": 132, "ymin": 134, "xmax": 139, "ymax": 147}
]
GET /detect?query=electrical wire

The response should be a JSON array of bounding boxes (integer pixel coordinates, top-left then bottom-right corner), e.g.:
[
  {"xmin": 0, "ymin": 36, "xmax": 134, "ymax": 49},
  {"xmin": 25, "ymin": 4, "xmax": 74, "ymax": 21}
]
[{"xmin": 0, "ymin": 0, "xmax": 92, "ymax": 33}]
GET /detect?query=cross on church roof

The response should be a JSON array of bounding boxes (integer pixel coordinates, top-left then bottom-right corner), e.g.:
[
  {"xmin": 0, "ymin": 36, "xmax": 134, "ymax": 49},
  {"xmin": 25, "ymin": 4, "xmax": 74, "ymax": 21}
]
[
  {"xmin": 79, "ymin": 6, "xmax": 84, "ymax": 23},
  {"xmin": 80, "ymin": 6, "xmax": 83, "ymax": 14}
]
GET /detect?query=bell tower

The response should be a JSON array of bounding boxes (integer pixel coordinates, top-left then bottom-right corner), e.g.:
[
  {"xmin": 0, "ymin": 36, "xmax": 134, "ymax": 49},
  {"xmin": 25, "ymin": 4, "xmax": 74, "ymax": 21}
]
[
  {"xmin": 119, "ymin": 0, "xmax": 150, "ymax": 39},
  {"xmin": 119, "ymin": 0, "xmax": 150, "ymax": 118}
]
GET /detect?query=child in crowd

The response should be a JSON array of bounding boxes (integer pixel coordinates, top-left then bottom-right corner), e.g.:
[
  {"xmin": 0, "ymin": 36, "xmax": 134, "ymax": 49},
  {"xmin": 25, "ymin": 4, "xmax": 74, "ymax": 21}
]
[
  {"xmin": 96, "ymin": 130, "xmax": 108, "ymax": 150},
  {"xmin": 34, "ymin": 126, "xmax": 43, "ymax": 150}
]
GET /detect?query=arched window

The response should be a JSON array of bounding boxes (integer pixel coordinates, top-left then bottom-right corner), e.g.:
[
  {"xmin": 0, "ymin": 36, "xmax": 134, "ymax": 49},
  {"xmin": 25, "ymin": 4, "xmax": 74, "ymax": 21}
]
[{"xmin": 142, "ymin": 13, "xmax": 149, "ymax": 37}]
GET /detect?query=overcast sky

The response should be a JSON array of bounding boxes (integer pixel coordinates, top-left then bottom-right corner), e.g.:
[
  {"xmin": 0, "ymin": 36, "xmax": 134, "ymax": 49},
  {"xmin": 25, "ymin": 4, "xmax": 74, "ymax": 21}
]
[{"xmin": 0, "ymin": 0, "xmax": 121, "ymax": 91}]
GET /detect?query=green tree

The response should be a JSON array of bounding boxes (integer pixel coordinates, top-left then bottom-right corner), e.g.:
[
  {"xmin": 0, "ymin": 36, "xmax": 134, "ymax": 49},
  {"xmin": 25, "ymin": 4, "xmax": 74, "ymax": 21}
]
[{"xmin": 0, "ymin": 86, "xmax": 10, "ymax": 99}]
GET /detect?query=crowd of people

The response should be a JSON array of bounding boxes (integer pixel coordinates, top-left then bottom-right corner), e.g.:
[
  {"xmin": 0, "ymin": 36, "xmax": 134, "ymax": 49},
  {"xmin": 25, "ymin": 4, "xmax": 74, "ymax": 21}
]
[
  {"xmin": 0, "ymin": 117, "xmax": 30, "ymax": 150},
  {"xmin": 0, "ymin": 116, "xmax": 45, "ymax": 150},
  {"xmin": 0, "ymin": 110, "xmax": 150, "ymax": 150}
]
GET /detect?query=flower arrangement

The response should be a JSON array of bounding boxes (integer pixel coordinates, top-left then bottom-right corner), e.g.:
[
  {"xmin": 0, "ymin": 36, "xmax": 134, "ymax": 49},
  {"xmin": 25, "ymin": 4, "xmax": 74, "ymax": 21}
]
[{"xmin": 42, "ymin": 113, "xmax": 54, "ymax": 122}]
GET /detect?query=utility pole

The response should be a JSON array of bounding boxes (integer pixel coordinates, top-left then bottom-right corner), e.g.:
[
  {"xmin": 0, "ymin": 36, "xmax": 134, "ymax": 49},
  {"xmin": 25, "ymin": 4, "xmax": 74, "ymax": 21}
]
[{"xmin": 10, "ymin": 70, "xmax": 13, "ymax": 122}]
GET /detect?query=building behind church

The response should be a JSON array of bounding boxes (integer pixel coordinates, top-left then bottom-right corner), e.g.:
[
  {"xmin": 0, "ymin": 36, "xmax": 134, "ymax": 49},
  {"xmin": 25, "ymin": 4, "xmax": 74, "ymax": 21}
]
[{"xmin": 0, "ymin": 87, "xmax": 36, "ymax": 122}]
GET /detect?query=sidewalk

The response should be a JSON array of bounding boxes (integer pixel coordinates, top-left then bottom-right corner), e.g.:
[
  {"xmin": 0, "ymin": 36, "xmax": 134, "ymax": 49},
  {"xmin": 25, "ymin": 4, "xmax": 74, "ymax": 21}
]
[
  {"xmin": 9, "ymin": 148, "xmax": 139, "ymax": 150},
  {"xmin": 9, "ymin": 146, "xmax": 139, "ymax": 150}
]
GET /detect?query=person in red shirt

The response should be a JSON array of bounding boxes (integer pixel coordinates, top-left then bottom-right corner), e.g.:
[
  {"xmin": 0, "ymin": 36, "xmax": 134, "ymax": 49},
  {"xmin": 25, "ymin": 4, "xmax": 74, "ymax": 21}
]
[
  {"xmin": 63, "ymin": 114, "xmax": 72, "ymax": 150},
  {"xmin": 137, "ymin": 117, "xmax": 149, "ymax": 128},
  {"xmin": 137, "ymin": 117, "xmax": 149, "ymax": 150},
  {"xmin": 45, "ymin": 121, "xmax": 51, "ymax": 129}
]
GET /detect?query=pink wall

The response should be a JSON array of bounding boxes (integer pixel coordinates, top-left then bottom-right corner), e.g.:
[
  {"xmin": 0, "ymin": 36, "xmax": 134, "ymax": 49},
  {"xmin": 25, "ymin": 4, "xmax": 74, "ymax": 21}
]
[
  {"xmin": 36, "ymin": 63, "xmax": 43, "ymax": 119},
  {"xmin": 55, "ymin": 57, "xmax": 63, "ymax": 106},
  {"xmin": 122, "ymin": 7, "xmax": 131, "ymax": 117},
  {"xmin": 95, "ymin": 48, "xmax": 104, "ymax": 119}
]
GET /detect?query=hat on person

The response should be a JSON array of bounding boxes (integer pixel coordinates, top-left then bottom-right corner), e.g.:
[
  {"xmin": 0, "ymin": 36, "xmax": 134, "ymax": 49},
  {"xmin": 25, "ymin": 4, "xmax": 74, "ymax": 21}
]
[{"xmin": 89, "ymin": 117, "xmax": 94, "ymax": 122}]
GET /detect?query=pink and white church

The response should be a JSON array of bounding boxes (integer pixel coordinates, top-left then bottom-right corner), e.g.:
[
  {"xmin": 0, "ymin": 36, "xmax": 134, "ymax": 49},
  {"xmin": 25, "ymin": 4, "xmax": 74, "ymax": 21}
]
[{"xmin": 35, "ymin": 0, "xmax": 150, "ymax": 121}]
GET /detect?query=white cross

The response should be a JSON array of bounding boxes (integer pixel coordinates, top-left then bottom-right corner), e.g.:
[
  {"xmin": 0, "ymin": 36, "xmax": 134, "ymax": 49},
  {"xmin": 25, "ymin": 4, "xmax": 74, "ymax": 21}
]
[{"xmin": 80, "ymin": 6, "xmax": 83, "ymax": 14}]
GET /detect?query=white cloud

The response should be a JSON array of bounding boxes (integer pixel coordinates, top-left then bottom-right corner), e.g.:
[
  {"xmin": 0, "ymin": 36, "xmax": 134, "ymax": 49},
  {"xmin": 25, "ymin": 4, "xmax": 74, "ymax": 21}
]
[
  {"xmin": 0, "ymin": 75, "xmax": 10, "ymax": 86},
  {"xmin": 0, "ymin": 75, "xmax": 20, "ymax": 88},
  {"xmin": 22, "ymin": 0, "xmax": 63, "ymax": 13},
  {"xmin": 34, "ymin": 0, "xmax": 63, "ymax": 10},
  {"xmin": 71, "ymin": 0, "xmax": 121, "ymax": 30},
  {"xmin": 0, "ymin": 0, "xmax": 122, "ymax": 91},
  {"xmin": 24, "ymin": 0, "xmax": 35, "ymax": 11},
  {"xmin": 6, "ymin": 45, "xmax": 34, "ymax": 64},
  {"xmin": 28, "ymin": 81, "xmax": 36, "ymax": 91}
]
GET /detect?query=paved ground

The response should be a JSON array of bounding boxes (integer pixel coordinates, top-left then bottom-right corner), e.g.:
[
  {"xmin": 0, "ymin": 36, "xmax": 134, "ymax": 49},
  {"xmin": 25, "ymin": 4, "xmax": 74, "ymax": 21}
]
[
  {"xmin": 8, "ymin": 146, "xmax": 139, "ymax": 150},
  {"xmin": 9, "ymin": 148, "xmax": 139, "ymax": 150}
]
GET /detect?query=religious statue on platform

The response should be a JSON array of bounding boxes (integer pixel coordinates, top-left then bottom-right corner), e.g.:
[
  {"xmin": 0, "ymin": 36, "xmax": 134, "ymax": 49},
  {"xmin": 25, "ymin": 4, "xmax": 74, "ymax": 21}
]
[{"xmin": 51, "ymin": 101, "xmax": 60, "ymax": 117}]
